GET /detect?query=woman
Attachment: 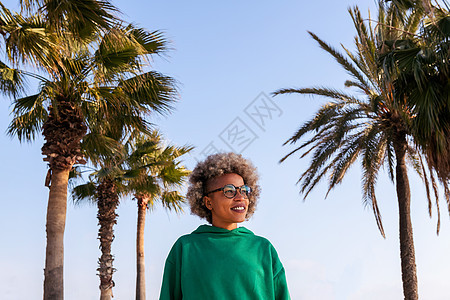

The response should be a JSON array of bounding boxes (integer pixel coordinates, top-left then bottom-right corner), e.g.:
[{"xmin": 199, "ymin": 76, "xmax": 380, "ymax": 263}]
[{"xmin": 159, "ymin": 152, "xmax": 290, "ymax": 300}]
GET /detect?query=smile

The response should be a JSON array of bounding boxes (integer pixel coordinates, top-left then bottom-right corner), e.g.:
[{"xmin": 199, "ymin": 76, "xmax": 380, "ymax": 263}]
[{"xmin": 231, "ymin": 206, "xmax": 246, "ymax": 211}]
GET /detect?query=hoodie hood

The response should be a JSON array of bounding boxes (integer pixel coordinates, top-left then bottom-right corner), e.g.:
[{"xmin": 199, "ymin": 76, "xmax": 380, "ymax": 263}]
[{"xmin": 192, "ymin": 224, "xmax": 254, "ymax": 236}]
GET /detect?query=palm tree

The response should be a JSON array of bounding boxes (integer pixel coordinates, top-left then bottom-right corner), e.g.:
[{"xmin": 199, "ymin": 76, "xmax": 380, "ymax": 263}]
[
  {"xmin": 378, "ymin": 0, "xmax": 450, "ymax": 183},
  {"xmin": 72, "ymin": 131, "xmax": 190, "ymax": 300},
  {"xmin": 123, "ymin": 131, "xmax": 191, "ymax": 300},
  {"xmin": 273, "ymin": 3, "xmax": 449, "ymax": 300},
  {"xmin": 0, "ymin": 3, "xmax": 177, "ymax": 298},
  {"xmin": 0, "ymin": 3, "xmax": 117, "ymax": 299},
  {"xmin": 72, "ymin": 157, "xmax": 126, "ymax": 300}
]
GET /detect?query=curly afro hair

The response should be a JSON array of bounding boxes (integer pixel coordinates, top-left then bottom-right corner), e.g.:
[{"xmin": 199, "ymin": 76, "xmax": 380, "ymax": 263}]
[{"xmin": 187, "ymin": 152, "xmax": 260, "ymax": 224}]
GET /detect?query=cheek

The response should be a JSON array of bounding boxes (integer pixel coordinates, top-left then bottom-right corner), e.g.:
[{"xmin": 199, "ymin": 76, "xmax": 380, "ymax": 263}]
[
  {"xmin": 213, "ymin": 201, "xmax": 230, "ymax": 211},
  {"xmin": 208, "ymin": 199, "xmax": 223, "ymax": 211}
]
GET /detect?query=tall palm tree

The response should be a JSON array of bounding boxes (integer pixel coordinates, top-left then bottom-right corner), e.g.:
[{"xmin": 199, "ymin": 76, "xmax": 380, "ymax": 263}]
[
  {"xmin": 0, "ymin": 3, "xmax": 117, "ymax": 299},
  {"xmin": 123, "ymin": 131, "xmax": 191, "ymax": 300},
  {"xmin": 0, "ymin": 3, "xmax": 177, "ymax": 298},
  {"xmin": 273, "ymin": 3, "xmax": 449, "ymax": 300}
]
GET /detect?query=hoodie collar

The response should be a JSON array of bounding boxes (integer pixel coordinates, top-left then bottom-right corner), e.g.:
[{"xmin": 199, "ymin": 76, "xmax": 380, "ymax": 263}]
[{"xmin": 192, "ymin": 224, "xmax": 254, "ymax": 235}]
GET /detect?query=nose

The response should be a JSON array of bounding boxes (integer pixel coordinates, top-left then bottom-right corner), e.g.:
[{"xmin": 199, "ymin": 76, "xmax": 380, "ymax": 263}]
[{"xmin": 234, "ymin": 189, "xmax": 245, "ymax": 200}]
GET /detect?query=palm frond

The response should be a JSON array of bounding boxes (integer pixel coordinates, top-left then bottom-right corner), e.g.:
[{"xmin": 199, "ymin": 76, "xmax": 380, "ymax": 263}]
[
  {"xmin": 94, "ymin": 29, "xmax": 142, "ymax": 81},
  {"xmin": 0, "ymin": 60, "xmax": 26, "ymax": 98},
  {"xmin": 42, "ymin": 0, "xmax": 119, "ymax": 40},
  {"xmin": 8, "ymin": 93, "xmax": 47, "ymax": 141},
  {"xmin": 427, "ymin": 163, "xmax": 442, "ymax": 234},
  {"xmin": 308, "ymin": 30, "xmax": 371, "ymax": 90},
  {"xmin": 120, "ymin": 71, "xmax": 178, "ymax": 115},
  {"xmin": 0, "ymin": 9, "xmax": 61, "ymax": 71},
  {"xmin": 274, "ymin": 87, "xmax": 364, "ymax": 105},
  {"xmin": 81, "ymin": 132, "xmax": 124, "ymax": 166},
  {"xmin": 326, "ymin": 132, "xmax": 365, "ymax": 193},
  {"xmin": 72, "ymin": 181, "xmax": 97, "ymax": 205},
  {"xmin": 12, "ymin": 93, "xmax": 44, "ymax": 114},
  {"xmin": 127, "ymin": 27, "xmax": 168, "ymax": 55},
  {"xmin": 159, "ymin": 191, "xmax": 185, "ymax": 212}
]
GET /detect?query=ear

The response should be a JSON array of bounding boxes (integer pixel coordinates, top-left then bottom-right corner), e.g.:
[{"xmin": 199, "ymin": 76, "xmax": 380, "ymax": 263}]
[{"xmin": 203, "ymin": 196, "xmax": 212, "ymax": 210}]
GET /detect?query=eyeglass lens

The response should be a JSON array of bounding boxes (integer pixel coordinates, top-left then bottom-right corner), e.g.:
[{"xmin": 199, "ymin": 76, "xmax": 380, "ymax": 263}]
[{"xmin": 223, "ymin": 184, "xmax": 251, "ymax": 199}]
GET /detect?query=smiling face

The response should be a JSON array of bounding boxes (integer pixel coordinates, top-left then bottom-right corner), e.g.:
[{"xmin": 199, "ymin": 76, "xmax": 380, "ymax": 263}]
[{"xmin": 203, "ymin": 173, "xmax": 249, "ymax": 230}]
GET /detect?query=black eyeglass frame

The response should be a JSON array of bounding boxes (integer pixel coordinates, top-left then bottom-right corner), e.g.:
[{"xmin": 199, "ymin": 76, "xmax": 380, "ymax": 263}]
[{"xmin": 205, "ymin": 184, "xmax": 252, "ymax": 199}]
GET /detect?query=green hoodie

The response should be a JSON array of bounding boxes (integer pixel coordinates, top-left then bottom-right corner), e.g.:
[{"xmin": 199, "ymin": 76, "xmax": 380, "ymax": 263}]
[{"xmin": 159, "ymin": 225, "xmax": 290, "ymax": 300}]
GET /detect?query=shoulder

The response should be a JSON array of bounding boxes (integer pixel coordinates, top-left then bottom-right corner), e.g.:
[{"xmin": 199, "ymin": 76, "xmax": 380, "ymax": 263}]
[
  {"xmin": 246, "ymin": 230, "xmax": 283, "ymax": 258},
  {"xmin": 165, "ymin": 232, "xmax": 197, "ymax": 263},
  {"xmin": 245, "ymin": 230, "xmax": 285, "ymax": 274},
  {"xmin": 171, "ymin": 232, "xmax": 197, "ymax": 248},
  {"xmin": 244, "ymin": 228, "xmax": 275, "ymax": 246},
  {"xmin": 250, "ymin": 233, "xmax": 273, "ymax": 247},
  {"xmin": 243, "ymin": 229, "xmax": 281, "ymax": 256}
]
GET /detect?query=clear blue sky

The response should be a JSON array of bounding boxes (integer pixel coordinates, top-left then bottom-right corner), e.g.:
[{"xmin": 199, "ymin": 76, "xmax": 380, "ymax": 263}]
[{"xmin": 1, "ymin": 1, "xmax": 449, "ymax": 299}]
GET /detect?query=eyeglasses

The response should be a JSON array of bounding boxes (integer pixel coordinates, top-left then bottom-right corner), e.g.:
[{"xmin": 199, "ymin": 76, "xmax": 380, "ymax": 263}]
[{"xmin": 205, "ymin": 184, "xmax": 252, "ymax": 199}]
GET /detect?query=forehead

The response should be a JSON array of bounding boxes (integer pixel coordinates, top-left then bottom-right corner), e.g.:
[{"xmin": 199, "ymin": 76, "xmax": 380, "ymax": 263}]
[{"xmin": 207, "ymin": 173, "xmax": 244, "ymax": 189}]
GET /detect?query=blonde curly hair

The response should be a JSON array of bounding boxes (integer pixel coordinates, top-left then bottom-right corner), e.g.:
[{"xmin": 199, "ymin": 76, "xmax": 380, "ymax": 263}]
[{"xmin": 187, "ymin": 152, "xmax": 260, "ymax": 224}]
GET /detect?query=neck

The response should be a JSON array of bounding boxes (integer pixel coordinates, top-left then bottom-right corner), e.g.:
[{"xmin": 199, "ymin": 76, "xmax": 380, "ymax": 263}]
[{"xmin": 212, "ymin": 221, "xmax": 237, "ymax": 231}]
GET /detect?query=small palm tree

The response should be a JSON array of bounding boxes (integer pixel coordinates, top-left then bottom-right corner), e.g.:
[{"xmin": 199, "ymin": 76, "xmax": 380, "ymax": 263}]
[
  {"xmin": 72, "ymin": 159, "xmax": 126, "ymax": 300},
  {"xmin": 273, "ymin": 3, "xmax": 449, "ymax": 300},
  {"xmin": 72, "ymin": 131, "xmax": 190, "ymax": 300},
  {"xmin": 123, "ymin": 131, "xmax": 191, "ymax": 300}
]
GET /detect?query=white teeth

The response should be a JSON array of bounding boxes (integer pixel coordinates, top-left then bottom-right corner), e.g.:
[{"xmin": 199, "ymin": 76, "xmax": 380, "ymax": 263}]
[{"xmin": 232, "ymin": 206, "xmax": 245, "ymax": 211}]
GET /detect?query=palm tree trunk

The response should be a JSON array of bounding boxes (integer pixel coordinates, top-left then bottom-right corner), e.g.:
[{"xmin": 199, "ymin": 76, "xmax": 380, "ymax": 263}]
[
  {"xmin": 96, "ymin": 178, "xmax": 119, "ymax": 300},
  {"xmin": 43, "ymin": 168, "xmax": 71, "ymax": 300},
  {"xmin": 42, "ymin": 100, "xmax": 87, "ymax": 300},
  {"xmin": 136, "ymin": 197, "xmax": 148, "ymax": 300},
  {"xmin": 100, "ymin": 287, "xmax": 113, "ymax": 300},
  {"xmin": 394, "ymin": 136, "xmax": 418, "ymax": 300}
]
